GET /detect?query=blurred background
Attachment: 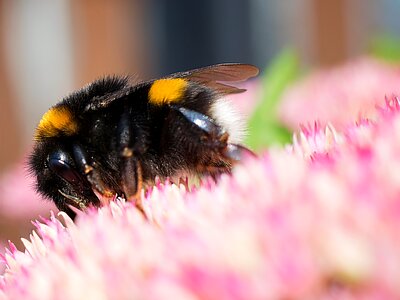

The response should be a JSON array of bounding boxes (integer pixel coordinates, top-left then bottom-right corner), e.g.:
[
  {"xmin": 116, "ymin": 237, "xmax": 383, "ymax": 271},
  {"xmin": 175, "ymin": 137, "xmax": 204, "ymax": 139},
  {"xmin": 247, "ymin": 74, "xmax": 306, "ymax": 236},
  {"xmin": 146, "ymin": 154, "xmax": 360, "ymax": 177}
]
[{"xmin": 0, "ymin": 0, "xmax": 399, "ymax": 256}]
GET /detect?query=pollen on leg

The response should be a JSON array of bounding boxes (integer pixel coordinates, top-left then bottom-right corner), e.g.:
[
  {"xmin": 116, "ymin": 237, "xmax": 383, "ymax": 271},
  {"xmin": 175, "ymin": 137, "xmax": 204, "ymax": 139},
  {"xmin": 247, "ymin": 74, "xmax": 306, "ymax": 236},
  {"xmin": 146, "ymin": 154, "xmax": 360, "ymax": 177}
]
[{"xmin": 35, "ymin": 106, "xmax": 78, "ymax": 139}]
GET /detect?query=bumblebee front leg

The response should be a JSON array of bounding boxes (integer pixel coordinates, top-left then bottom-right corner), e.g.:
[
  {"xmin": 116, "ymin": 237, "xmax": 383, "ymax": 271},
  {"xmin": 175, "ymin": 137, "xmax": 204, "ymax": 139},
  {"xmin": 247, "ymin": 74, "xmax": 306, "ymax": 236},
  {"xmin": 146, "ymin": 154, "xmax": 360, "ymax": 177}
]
[{"xmin": 72, "ymin": 144, "xmax": 115, "ymax": 205}]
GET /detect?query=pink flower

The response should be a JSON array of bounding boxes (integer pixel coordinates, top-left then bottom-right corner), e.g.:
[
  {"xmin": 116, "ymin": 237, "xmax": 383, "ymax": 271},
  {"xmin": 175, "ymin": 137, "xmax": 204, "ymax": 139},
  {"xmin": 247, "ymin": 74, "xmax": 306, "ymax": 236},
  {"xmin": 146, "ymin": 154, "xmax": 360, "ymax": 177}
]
[
  {"xmin": 279, "ymin": 57, "xmax": 400, "ymax": 130},
  {"xmin": 0, "ymin": 162, "xmax": 56, "ymax": 219},
  {"xmin": 0, "ymin": 160, "xmax": 57, "ymax": 275},
  {"xmin": 228, "ymin": 80, "xmax": 260, "ymax": 117},
  {"xmin": 1, "ymin": 97, "xmax": 400, "ymax": 299}
]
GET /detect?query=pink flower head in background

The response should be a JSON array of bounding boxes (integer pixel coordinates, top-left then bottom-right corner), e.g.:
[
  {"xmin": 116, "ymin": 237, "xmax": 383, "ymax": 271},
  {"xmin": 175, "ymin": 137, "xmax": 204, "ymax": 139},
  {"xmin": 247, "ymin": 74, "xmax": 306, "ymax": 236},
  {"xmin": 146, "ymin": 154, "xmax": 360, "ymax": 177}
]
[
  {"xmin": 0, "ymin": 161, "xmax": 56, "ymax": 274},
  {"xmin": 2, "ymin": 96, "xmax": 400, "ymax": 299},
  {"xmin": 0, "ymin": 162, "xmax": 56, "ymax": 219},
  {"xmin": 279, "ymin": 57, "xmax": 400, "ymax": 130}
]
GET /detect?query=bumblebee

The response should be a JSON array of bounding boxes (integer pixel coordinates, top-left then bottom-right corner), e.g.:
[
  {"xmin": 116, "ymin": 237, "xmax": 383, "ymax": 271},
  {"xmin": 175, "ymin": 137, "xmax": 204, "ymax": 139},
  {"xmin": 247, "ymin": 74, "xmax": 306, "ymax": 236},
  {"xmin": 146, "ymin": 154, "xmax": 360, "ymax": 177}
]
[{"xmin": 29, "ymin": 63, "xmax": 259, "ymax": 218}]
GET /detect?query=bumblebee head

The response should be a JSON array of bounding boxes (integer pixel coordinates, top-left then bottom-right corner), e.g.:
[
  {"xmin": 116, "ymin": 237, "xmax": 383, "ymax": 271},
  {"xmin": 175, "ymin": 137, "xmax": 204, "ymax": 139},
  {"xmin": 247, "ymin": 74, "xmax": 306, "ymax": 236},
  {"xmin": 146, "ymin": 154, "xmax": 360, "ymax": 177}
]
[
  {"xmin": 29, "ymin": 77, "xmax": 133, "ymax": 217},
  {"xmin": 29, "ymin": 141, "xmax": 101, "ymax": 218}
]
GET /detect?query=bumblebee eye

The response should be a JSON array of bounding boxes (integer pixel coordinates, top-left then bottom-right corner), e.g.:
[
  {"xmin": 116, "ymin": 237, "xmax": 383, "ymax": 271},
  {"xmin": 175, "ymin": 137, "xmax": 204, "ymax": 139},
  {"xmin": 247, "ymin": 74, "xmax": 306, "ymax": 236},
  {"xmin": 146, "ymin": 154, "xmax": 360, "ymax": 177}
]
[{"xmin": 48, "ymin": 152, "xmax": 82, "ymax": 186}]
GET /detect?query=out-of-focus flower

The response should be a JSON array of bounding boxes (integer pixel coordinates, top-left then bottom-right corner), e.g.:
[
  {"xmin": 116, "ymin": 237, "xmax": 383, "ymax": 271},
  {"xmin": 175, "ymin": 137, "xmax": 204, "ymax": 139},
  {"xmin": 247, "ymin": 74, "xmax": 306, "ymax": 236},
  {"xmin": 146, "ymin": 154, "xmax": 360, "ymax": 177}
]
[
  {"xmin": 228, "ymin": 80, "xmax": 260, "ymax": 118},
  {"xmin": 279, "ymin": 57, "xmax": 400, "ymax": 130},
  {"xmin": 0, "ymin": 161, "xmax": 56, "ymax": 275},
  {"xmin": 1, "ymin": 97, "xmax": 400, "ymax": 299},
  {"xmin": 0, "ymin": 162, "xmax": 56, "ymax": 218}
]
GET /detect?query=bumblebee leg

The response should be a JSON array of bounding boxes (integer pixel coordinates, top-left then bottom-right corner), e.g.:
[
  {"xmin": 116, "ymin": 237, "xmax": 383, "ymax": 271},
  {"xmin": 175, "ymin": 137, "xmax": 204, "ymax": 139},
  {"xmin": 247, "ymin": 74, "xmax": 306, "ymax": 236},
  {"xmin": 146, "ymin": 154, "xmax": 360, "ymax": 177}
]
[
  {"xmin": 175, "ymin": 106, "xmax": 255, "ymax": 159},
  {"xmin": 174, "ymin": 106, "xmax": 255, "ymax": 176},
  {"xmin": 117, "ymin": 110, "xmax": 147, "ymax": 216},
  {"xmin": 222, "ymin": 143, "xmax": 256, "ymax": 162},
  {"xmin": 175, "ymin": 106, "xmax": 226, "ymax": 141},
  {"xmin": 72, "ymin": 144, "xmax": 115, "ymax": 205},
  {"xmin": 120, "ymin": 152, "xmax": 145, "ymax": 215},
  {"xmin": 198, "ymin": 143, "xmax": 256, "ymax": 180}
]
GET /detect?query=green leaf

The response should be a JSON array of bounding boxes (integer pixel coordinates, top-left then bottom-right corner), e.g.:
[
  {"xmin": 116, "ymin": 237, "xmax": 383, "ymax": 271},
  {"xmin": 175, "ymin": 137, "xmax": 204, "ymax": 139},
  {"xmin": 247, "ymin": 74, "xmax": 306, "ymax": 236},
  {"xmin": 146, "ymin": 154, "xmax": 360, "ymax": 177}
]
[
  {"xmin": 369, "ymin": 36, "xmax": 400, "ymax": 64},
  {"xmin": 246, "ymin": 50, "xmax": 300, "ymax": 151}
]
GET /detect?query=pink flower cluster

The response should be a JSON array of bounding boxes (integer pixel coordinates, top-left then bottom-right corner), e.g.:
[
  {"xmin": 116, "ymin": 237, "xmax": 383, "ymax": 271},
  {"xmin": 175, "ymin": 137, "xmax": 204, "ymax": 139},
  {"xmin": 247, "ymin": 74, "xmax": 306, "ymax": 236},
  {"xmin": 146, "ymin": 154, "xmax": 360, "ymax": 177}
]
[
  {"xmin": 279, "ymin": 57, "xmax": 400, "ymax": 130},
  {"xmin": 1, "ymin": 95, "xmax": 400, "ymax": 298},
  {"xmin": 0, "ymin": 163, "xmax": 56, "ymax": 219}
]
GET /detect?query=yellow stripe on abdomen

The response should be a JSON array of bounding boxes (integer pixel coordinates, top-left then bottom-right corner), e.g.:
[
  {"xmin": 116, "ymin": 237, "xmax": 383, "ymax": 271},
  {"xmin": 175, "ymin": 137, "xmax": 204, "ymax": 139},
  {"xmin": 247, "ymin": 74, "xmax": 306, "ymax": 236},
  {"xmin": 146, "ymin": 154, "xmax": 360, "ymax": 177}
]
[
  {"xmin": 148, "ymin": 78, "xmax": 187, "ymax": 105},
  {"xmin": 35, "ymin": 106, "xmax": 78, "ymax": 140}
]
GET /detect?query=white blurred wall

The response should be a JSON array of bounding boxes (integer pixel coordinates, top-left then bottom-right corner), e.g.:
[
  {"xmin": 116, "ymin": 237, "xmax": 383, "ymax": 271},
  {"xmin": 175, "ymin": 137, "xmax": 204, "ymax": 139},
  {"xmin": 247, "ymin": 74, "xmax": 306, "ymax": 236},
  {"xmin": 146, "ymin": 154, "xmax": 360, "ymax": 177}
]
[{"xmin": 3, "ymin": 0, "xmax": 74, "ymax": 145}]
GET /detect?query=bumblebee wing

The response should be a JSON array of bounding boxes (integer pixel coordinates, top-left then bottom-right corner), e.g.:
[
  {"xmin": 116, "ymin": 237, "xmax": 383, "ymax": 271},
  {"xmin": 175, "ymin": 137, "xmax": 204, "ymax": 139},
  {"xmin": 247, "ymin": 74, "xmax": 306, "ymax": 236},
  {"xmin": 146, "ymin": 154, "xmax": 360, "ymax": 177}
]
[
  {"xmin": 170, "ymin": 63, "xmax": 259, "ymax": 95},
  {"xmin": 84, "ymin": 64, "xmax": 259, "ymax": 111}
]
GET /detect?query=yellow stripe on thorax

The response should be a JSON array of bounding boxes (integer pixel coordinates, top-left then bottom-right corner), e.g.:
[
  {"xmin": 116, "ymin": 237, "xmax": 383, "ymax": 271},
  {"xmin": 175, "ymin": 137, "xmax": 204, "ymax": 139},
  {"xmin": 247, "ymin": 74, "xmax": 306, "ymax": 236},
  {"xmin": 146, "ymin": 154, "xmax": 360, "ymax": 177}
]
[
  {"xmin": 35, "ymin": 106, "xmax": 78, "ymax": 140},
  {"xmin": 148, "ymin": 78, "xmax": 187, "ymax": 105}
]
